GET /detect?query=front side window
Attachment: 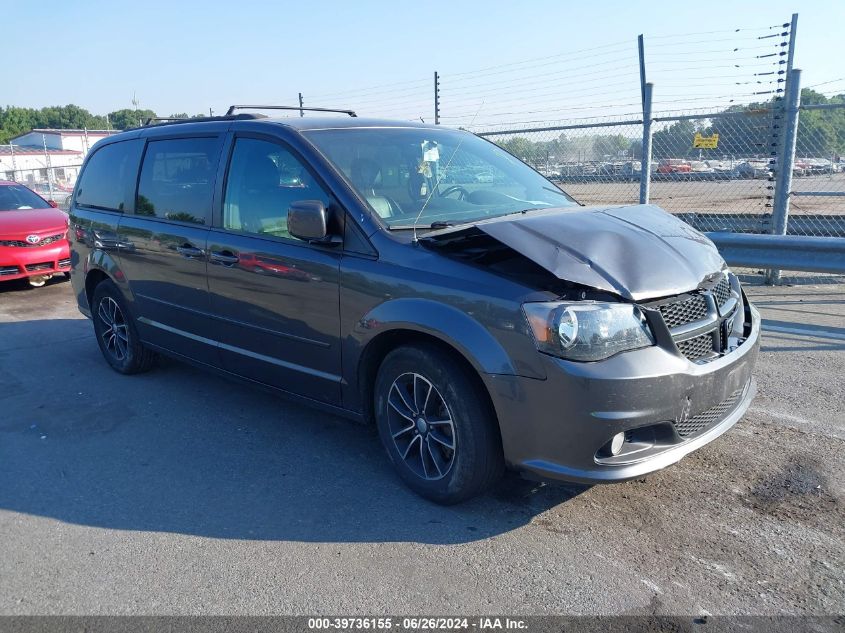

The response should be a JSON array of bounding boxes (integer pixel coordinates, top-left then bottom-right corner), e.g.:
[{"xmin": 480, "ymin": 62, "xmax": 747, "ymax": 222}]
[
  {"xmin": 303, "ymin": 127, "xmax": 576, "ymax": 229},
  {"xmin": 136, "ymin": 137, "xmax": 220, "ymax": 225},
  {"xmin": 223, "ymin": 137, "xmax": 331, "ymax": 241},
  {"xmin": 75, "ymin": 139, "xmax": 144, "ymax": 212}
]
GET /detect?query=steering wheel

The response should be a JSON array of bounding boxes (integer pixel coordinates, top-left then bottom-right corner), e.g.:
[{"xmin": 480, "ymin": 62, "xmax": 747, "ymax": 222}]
[{"xmin": 440, "ymin": 185, "xmax": 470, "ymax": 200}]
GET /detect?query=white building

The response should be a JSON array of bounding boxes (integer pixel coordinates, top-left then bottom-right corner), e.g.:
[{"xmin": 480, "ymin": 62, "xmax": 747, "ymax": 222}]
[
  {"xmin": 11, "ymin": 129, "xmax": 120, "ymax": 154},
  {"xmin": 1, "ymin": 129, "xmax": 119, "ymax": 187}
]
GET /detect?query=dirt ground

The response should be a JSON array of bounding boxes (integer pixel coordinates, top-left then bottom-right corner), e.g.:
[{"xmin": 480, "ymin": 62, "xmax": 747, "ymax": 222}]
[{"xmin": 563, "ymin": 172, "xmax": 845, "ymax": 216}]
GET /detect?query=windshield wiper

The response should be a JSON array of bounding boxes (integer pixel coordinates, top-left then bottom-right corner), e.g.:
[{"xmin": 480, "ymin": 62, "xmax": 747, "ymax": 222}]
[{"xmin": 389, "ymin": 220, "xmax": 461, "ymax": 230}]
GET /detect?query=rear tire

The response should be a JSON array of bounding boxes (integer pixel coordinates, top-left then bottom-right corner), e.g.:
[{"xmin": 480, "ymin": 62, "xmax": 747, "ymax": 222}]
[
  {"xmin": 374, "ymin": 344, "xmax": 504, "ymax": 504},
  {"xmin": 91, "ymin": 279, "xmax": 156, "ymax": 374}
]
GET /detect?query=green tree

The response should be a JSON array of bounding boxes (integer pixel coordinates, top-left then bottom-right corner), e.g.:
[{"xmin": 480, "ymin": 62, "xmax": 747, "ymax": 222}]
[{"xmin": 107, "ymin": 108, "xmax": 158, "ymax": 130}]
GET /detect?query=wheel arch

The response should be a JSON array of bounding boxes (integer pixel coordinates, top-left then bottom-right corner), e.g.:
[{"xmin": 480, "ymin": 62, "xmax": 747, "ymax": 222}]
[
  {"xmin": 355, "ymin": 330, "xmax": 501, "ymax": 431},
  {"xmin": 82, "ymin": 251, "xmax": 135, "ymax": 315}
]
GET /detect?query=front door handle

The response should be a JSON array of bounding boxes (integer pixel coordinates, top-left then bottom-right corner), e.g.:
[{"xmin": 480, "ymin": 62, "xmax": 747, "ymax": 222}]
[
  {"xmin": 176, "ymin": 244, "xmax": 205, "ymax": 259},
  {"xmin": 210, "ymin": 250, "xmax": 239, "ymax": 266}
]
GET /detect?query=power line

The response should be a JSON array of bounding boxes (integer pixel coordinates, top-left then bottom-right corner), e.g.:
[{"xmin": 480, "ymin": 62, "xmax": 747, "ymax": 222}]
[
  {"xmin": 446, "ymin": 40, "xmax": 631, "ymax": 79},
  {"xmin": 804, "ymin": 77, "xmax": 845, "ymax": 90}
]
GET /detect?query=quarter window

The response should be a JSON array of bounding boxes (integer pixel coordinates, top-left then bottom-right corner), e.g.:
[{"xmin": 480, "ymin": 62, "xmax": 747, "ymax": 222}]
[
  {"xmin": 136, "ymin": 137, "xmax": 220, "ymax": 225},
  {"xmin": 223, "ymin": 137, "xmax": 331, "ymax": 241},
  {"xmin": 75, "ymin": 139, "xmax": 143, "ymax": 211}
]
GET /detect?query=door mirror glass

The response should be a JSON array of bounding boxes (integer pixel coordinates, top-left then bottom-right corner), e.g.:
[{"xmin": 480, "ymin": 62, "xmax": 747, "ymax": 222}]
[{"xmin": 288, "ymin": 200, "xmax": 328, "ymax": 241}]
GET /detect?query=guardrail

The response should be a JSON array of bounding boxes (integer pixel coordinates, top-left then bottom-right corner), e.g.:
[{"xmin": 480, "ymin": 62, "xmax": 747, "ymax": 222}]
[{"xmin": 705, "ymin": 233, "xmax": 845, "ymax": 275}]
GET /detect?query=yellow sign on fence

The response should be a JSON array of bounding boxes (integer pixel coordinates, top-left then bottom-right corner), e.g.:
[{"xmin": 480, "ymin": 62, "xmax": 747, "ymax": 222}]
[{"xmin": 693, "ymin": 133, "xmax": 719, "ymax": 149}]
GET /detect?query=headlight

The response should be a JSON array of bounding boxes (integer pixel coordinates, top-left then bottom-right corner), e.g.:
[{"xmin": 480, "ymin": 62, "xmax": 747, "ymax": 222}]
[{"xmin": 523, "ymin": 301, "xmax": 655, "ymax": 361}]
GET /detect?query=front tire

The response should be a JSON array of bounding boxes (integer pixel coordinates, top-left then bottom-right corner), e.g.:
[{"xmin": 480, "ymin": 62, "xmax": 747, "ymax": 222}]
[
  {"xmin": 91, "ymin": 280, "xmax": 156, "ymax": 374},
  {"xmin": 374, "ymin": 344, "xmax": 504, "ymax": 504}
]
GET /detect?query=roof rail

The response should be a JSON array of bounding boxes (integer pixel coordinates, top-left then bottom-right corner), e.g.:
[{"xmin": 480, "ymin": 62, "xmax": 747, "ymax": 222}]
[
  {"xmin": 144, "ymin": 116, "xmax": 190, "ymax": 125},
  {"xmin": 225, "ymin": 104, "xmax": 357, "ymax": 117},
  {"xmin": 139, "ymin": 113, "xmax": 267, "ymax": 128}
]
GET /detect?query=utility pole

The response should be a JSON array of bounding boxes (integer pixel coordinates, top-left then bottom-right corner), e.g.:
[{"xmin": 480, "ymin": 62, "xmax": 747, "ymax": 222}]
[
  {"xmin": 299, "ymin": 93, "xmax": 304, "ymax": 117},
  {"xmin": 434, "ymin": 72, "xmax": 440, "ymax": 125}
]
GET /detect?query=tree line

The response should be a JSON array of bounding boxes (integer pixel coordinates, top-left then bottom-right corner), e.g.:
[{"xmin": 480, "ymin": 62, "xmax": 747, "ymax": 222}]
[
  {"xmin": 0, "ymin": 105, "xmax": 205, "ymax": 144},
  {"xmin": 495, "ymin": 89, "xmax": 845, "ymax": 164},
  {"xmin": 4, "ymin": 91, "xmax": 844, "ymax": 160}
]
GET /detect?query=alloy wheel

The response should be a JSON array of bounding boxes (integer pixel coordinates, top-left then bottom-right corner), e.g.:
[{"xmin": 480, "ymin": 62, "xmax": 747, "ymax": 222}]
[
  {"xmin": 97, "ymin": 296, "xmax": 129, "ymax": 362},
  {"xmin": 387, "ymin": 372, "xmax": 456, "ymax": 481}
]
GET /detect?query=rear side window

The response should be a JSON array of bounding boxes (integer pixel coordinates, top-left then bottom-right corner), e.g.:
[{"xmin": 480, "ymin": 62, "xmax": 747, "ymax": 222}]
[
  {"xmin": 75, "ymin": 139, "xmax": 144, "ymax": 212},
  {"xmin": 136, "ymin": 137, "xmax": 221, "ymax": 225}
]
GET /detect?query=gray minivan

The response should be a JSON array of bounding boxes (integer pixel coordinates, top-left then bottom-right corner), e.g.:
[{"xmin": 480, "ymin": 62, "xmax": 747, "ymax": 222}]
[{"xmin": 69, "ymin": 108, "xmax": 759, "ymax": 503}]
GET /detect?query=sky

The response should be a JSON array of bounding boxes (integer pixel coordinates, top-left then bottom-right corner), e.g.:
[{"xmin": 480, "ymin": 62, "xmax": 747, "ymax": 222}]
[{"xmin": 4, "ymin": 1, "xmax": 842, "ymax": 129}]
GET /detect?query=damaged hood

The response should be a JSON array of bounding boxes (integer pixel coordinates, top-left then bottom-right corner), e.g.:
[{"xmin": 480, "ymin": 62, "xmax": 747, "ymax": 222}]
[{"xmin": 430, "ymin": 204, "xmax": 726, "ymax": 301}]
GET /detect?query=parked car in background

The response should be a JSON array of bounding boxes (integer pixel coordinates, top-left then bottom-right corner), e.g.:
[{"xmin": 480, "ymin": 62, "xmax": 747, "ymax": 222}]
[
  {"xmin": 657, "ymin": 158, "xmax": 691, "ymax": 174},
  {"xmin": 732, "ymin": 161, "xmax": 772, "ymax": 180},
  {"xmin": 705, "ymin": 160, "xmax": 734, "ymax": 179},
  {"xmin": 689, "ymin": 161, "xmax": 715, "ymax": 180},
  {"xmin": 0, "ymin": 181, "xmax": 70, "ymax": 287},
  {"xmin": 30, "ymin": 182, "xmax": 73, "ymax": 208}
]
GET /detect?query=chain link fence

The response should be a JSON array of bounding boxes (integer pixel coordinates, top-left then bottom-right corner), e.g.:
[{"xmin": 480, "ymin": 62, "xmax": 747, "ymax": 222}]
[
  {"xmin": 789, "ymin": 103, "xmax": 845, "ymax": 236},
  {"xmin": 477, "ymin": 117, "xmax": 644, "ymax": 207},
  {"xmin": 1, "ymin": 165, "xmax": 81, "ymax": 210},
  {"xmin": 477, "ymin": 100, "xmax": 845, "ymax": 242}
]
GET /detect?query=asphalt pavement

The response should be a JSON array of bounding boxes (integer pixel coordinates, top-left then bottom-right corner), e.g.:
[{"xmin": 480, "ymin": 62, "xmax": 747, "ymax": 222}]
[{"xmin": 0, "ymin": 274, "xmax": 842, "ymax": 615}]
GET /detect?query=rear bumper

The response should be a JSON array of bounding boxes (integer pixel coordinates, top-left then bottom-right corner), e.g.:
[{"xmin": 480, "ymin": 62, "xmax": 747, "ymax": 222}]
[
  {"xmin": 0, "ymin": 241, "xmax": 71, "ymax": 281},
  {"xmin": 484, "ymin": 303, "xmax": 761, "ymax": 484}
]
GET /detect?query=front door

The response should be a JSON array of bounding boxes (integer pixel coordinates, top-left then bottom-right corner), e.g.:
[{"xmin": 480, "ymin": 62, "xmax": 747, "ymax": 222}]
[{"xmin": 206, "ymin": 135, "xmax": 343, "ymax": 404}]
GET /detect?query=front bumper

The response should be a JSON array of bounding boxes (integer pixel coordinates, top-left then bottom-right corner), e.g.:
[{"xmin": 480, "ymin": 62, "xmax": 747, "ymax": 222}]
[
  {"xmin": 0, "ymin": 242, "xmax": 71, "ymax": 282},
  {"xmin": 484, "ymin": 301, "xmax": 761, "ymax": 484}
]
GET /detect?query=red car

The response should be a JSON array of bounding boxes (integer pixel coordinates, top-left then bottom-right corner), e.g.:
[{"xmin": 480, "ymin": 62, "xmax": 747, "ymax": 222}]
[{"xmin": 0, "ymin": 181, "xmax": 71, "ymax": 287}]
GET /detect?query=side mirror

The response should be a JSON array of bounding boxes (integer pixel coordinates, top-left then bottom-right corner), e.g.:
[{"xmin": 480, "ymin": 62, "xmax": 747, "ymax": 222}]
[
  {"xmin": 48, "ymin": 200, "xmax": 58, "ymax": 208},
  {"xmin": 288, "ymin": 200, "xmax": 330, "ymax": 242}
]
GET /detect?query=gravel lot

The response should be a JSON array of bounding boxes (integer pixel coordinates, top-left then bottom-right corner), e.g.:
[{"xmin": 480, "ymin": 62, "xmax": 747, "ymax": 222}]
[
  {"xmin": 563, "ymin": 173, "xmax": 845, "ymax": 216},
  {"xmin": 0, "ymin": 274, "xmax": 842, "ymax": 616}
]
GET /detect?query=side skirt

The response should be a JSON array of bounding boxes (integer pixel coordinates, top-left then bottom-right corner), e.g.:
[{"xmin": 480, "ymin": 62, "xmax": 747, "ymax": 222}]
[{"xmin": 142, "ymin": 341, "xmax": 367, "ymax": 425}]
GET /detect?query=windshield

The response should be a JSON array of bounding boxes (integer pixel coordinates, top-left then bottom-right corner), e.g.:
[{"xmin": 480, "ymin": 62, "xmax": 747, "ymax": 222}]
[
  {"xmin": 303, "ymin": 127, "xmax": 577, "ymax": 228},
  {"xmin": 0, "ymin": 184, "xmax": 51, "ymax": 211}
]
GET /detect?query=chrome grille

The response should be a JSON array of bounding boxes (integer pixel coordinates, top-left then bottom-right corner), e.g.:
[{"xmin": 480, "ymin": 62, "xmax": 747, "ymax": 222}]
[
  {"xmin": 0, "ymin": 265, "xmax": 19, "ymax": 276},
  {"xmin": 648, "ymin": 273, "xmax": 740, "ymax": 363},
  {"xmin": 0, "ymin": 233, "xmax": 65, "ymax": 248},
  {"xmin": 676, "ymin": 333, "xmax": 715, "ymax": 362},
  {"xmin": 58, "ymin": 258, "xmax": 71, "ymax": 268},
  {"xmin": 657, "ymin": 294, "xmax": 708, "ymax": 329},
  {"xmin": 713, "ymin": 276, "xmax": 731, "ymax": 308},
  {"xmin": 674, "ymin": 389, "xmax": 743, "ymax": 438}
]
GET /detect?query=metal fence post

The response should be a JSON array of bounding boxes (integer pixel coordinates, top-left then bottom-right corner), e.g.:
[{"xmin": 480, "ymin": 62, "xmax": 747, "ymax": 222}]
[
  {"xmin": 42, "ymin": 134, "xmax": 54, "ymax": 200},
  {"xmin": 9, "ymin": 143, "xmax": 17, "ymax": 181},
  {"xmin": 639, "ymin": 82, "xmax": 653, "ymax": 204},
  {"xmin": 766, "ymin": 68, "xmax": 802, "ymax": 284},
  {"xmin": 434, "ymin": 71, "xmax": 440, "ymax": 125}
]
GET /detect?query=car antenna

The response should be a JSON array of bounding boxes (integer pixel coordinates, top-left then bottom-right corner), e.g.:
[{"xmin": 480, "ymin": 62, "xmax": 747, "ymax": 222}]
[{"xmin": 412, "ymin": 102, "xmax": 484, "ymax": 244}]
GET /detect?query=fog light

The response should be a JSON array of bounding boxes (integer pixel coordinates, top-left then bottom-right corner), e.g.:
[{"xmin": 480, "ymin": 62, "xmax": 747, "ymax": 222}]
[{"xmin": 609, "ymin": 432, "xmax": 625, "ymax": 456}]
